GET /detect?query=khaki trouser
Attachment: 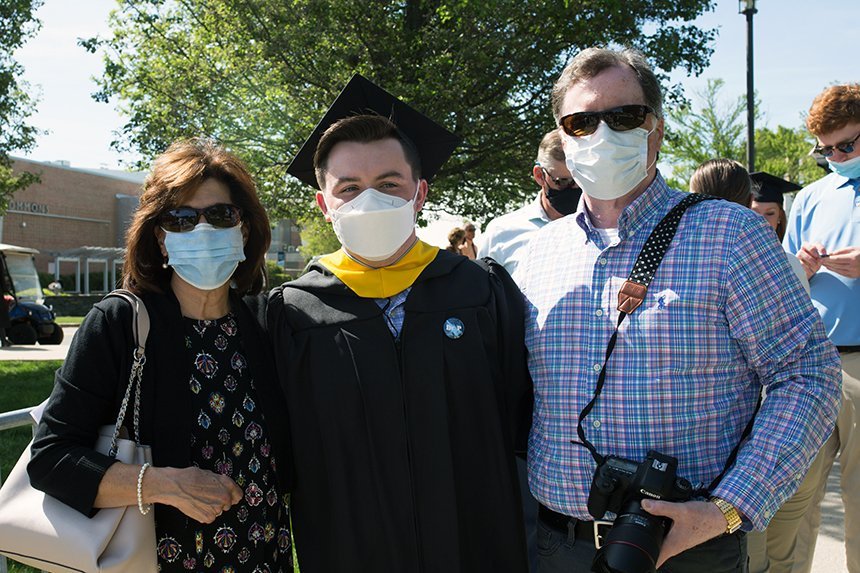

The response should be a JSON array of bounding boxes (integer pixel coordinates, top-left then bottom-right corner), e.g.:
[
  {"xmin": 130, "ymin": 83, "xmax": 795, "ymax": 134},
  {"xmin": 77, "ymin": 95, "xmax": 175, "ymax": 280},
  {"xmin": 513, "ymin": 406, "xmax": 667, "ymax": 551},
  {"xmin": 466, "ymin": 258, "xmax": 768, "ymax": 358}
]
[
  {"xmin": 747, "ymin": 447, "xmax": 828, "ymax": 573},
  {"xmin": 790, "ymin": 350, "xmax": 860, "ymax": 573}
]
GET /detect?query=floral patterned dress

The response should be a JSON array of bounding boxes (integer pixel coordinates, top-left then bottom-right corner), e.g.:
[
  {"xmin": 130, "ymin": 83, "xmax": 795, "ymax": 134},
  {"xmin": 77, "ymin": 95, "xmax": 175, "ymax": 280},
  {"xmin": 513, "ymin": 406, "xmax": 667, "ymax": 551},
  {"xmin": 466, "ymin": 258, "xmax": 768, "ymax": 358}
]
[{"xmin": 156, "ymin": 314, "xmax": 292, "ymax": 572}]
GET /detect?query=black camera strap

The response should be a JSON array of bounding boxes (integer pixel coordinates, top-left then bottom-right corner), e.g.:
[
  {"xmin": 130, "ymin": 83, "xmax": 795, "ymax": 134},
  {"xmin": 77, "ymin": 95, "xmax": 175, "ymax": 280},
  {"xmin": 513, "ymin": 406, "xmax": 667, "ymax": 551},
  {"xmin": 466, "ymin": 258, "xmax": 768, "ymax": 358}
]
[{"xmin": 572, "ymin": 193, "xmax": 759, "ymax": 492}]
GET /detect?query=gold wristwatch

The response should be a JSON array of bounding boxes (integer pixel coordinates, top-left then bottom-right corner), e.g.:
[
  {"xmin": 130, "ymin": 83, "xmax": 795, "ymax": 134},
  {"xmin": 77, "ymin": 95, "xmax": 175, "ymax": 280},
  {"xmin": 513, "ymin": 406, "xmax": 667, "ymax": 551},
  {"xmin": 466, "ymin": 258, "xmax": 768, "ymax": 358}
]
[{"xmin": 709, "ymin": 496, "xmax": 742, "ymax": 534}]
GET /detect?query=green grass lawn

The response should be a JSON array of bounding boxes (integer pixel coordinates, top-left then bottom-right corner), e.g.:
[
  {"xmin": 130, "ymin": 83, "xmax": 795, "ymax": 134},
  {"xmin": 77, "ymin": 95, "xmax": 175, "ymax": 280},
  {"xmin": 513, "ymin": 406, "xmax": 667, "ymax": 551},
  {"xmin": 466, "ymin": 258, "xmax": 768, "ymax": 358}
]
[
  {"xmin": 0, "ymin": 361, "xmax": 58, "ymax": 479},
  {"xmin": 0, "ymin": 360, "xmax": 59, "ymax": 573},
  {"xmin": 54, "ymin": 316, "xmax": 84, "ymax": 326}
]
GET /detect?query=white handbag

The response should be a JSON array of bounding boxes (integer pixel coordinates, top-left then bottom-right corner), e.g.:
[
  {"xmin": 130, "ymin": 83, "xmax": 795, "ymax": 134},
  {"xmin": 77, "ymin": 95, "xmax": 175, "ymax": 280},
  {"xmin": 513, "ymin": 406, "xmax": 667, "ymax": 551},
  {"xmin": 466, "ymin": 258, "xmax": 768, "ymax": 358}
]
[{"xmin": 0, "ymin": 290, "xmax": 157, "ymax": 572}]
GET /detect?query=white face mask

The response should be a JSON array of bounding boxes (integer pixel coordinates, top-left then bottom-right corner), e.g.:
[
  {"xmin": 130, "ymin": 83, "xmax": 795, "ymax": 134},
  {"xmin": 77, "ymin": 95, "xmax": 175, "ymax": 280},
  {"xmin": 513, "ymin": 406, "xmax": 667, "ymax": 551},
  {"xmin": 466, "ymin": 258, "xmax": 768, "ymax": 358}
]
[
  {"xmin": 327, "ymin": 184, "xmax": 419, "ymax": 262},
  {"xmin": 563, "ymin": 122, "xmax": 656, "ymax": 201}
]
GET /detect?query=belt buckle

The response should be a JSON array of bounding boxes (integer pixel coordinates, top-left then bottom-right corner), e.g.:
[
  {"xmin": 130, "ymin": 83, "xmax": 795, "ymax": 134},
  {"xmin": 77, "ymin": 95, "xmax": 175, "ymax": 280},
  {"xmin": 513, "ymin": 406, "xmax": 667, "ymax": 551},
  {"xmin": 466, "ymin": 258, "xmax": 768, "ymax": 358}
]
[{"xmin": 593, "ymin": 520, "xmax": 613, "ymax": 549}]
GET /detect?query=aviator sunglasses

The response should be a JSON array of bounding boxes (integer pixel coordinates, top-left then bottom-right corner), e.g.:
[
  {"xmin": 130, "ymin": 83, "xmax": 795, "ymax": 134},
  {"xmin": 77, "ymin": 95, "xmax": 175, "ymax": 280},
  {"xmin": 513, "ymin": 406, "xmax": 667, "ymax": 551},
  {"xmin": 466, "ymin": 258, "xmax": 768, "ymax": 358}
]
[
  {"xmin": 559, "ymin": 104, "xmax": 654, "ymax": 137},
  {"xmin": 812, "ymin": 131, "xmax": 860, "ymax": 158},
  {"xmin": 540, "ymin": 167, "xmax": 578, "ymax": 191},
  {"xmin": 158, "ymin": 203, "xmax": 242, "ymax": 233}
]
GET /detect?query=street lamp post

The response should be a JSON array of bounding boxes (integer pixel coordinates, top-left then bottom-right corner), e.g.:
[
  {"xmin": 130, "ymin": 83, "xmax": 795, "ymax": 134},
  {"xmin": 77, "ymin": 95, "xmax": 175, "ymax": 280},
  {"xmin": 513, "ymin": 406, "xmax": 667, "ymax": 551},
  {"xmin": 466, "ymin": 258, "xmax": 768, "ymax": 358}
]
[{"xmin": 740, "ymin": 0, "xmax": 757, "ymax": 172}]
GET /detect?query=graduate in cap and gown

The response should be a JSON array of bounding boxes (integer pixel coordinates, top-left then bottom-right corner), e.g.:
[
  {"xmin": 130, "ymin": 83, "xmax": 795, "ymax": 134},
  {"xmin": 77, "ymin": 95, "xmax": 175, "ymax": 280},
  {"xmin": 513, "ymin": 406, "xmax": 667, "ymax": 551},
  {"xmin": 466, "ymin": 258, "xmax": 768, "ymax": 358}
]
[
  {"xmin": 267, "ymin": 75, "xmax": 532, "ymax": 572},
  {"xmin": 749, "ymin": 171, "xmax": 809, "ymax": 293},
  {"xmin": 749, "ymin": 171, "xmax": 802, "ymax": 243}
]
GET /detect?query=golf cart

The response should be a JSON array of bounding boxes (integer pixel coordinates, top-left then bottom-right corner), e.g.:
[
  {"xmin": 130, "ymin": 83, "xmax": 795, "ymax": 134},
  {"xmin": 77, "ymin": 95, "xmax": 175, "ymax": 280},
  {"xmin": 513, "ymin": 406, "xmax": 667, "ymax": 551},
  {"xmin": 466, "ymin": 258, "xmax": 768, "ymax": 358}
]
[{"xmin": 0, "ymin": 243, "xmax": 63, "ymax": 345}]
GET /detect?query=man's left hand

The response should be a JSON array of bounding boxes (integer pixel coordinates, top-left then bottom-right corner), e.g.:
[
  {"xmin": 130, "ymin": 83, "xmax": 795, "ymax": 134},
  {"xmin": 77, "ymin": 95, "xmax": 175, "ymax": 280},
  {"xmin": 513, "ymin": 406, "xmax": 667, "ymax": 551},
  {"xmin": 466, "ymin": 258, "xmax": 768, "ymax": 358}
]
[
  {"xmin": 820, "ymin": 246, "xmax": 860, "ymax": 278},
  {"xmin": 639, "ymin": 498, "xmax": 728, "ymax": 568}
]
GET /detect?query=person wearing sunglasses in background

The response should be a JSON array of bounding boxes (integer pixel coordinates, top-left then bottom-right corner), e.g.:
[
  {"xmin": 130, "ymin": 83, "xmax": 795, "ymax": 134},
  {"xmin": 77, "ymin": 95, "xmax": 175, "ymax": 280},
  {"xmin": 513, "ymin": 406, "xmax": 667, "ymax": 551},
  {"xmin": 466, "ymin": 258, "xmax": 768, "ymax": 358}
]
[
  {"xmin": 517, "ymin": 47, "xmax": 840, "ymax": 573},
  {"xmin": 783, "ymin": 84, "xmax": 860, "ymax": 573},
  {"xmin": 461, "ymin": 221, "xmax": 478, "ymax": 259},
  {"xmin": 478, "ymin": 130, "xmax": 581, "ymax": 282},
  {"xmin": 28, "ymin": 138, "xmax": 294, "ymax": 572}
]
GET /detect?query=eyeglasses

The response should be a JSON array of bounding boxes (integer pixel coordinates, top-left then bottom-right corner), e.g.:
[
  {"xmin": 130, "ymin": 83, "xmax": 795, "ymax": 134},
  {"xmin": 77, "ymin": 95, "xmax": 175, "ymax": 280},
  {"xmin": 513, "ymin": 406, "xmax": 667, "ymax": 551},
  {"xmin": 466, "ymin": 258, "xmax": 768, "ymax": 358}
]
[
  {"xmin": 158, "ymin": 203, "xmax": 242, "ymax": 232},
  {"xmin": 812, "ymin": 132, "xmax": 860, "ymax": 158},
  {"xmin": 540, "ymin": 168, "xmax": 578, "ymax": 191},
  {"xmin": 559, "ymin": 105, "xmax": 654, "ymax": 137}
]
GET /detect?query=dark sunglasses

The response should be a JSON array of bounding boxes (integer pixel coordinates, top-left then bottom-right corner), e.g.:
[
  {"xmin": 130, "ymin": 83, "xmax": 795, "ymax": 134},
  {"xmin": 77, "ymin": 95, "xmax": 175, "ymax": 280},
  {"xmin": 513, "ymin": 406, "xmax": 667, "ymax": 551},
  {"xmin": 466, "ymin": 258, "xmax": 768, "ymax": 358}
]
[
  {"xmin": 559, "ymin": 104, "xmax": 654, "ymax": 137},
  {"xmin": 158, "ymin": 203, "xmax": 242, "ymax": 233},
  {"xmin": 540, "ymin": 167, "xmax": 578, "ymax": 191},
  {"xmin": 812, "ymin": 131, "xmax": 860, "ymax": 158}
]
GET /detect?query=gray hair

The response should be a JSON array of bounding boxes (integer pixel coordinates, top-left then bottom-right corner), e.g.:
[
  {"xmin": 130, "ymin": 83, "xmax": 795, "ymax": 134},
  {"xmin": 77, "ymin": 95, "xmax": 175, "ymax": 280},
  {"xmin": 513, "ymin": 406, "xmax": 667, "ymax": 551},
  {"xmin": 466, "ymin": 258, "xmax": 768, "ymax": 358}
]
[
  {"xmin": 551, "ymin": 47, "xmax": 663, "ymax": 122},
  {"xmin": 535, "ymin": 130, "xmax": 566, "ymax": 166}
]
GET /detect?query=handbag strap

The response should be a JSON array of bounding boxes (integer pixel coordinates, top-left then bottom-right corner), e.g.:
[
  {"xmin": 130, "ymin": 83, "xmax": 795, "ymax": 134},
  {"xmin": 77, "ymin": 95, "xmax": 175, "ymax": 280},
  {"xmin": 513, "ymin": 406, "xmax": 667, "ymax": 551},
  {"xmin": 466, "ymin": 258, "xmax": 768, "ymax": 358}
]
[{"xmin": 103, "ymin": 289, "xmax": 150, "ymax": 456}]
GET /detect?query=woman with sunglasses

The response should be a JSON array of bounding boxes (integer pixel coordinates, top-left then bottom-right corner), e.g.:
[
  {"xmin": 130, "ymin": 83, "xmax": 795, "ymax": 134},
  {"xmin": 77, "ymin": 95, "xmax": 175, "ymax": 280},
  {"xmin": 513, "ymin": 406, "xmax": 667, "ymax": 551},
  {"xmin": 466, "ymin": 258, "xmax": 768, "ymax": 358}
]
[{"xmin": 28, "ymin": 138, "xmax": 294, "ymax": 572}]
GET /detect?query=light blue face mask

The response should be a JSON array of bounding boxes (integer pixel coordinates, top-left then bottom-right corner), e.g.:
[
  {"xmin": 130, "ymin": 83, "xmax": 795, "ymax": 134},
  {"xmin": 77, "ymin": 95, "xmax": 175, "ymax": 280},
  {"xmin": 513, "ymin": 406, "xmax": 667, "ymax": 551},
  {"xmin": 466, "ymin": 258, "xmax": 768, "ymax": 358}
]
[
  {"xmin": 827, "ymin": 154, "xmax": 860, "ymax": 180},
  {"xmin": 164, "ymin": 223, "xmax": 246, "ymax": 290}
]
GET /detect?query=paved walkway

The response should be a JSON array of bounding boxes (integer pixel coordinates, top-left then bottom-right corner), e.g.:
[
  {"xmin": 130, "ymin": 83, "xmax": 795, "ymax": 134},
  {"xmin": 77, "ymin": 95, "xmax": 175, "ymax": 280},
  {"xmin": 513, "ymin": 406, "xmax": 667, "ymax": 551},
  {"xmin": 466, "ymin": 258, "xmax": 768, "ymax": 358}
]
[
  {"xmin": 814, "ymin": 459, "xmax": 847, "ymax": 572},
  {"xmin": 0, "ymin": 327, "xmax": 848, "ymax": 571},
  {"xmin": 0, "ymin": 326, "xmax": 77, "ymax": 361}
]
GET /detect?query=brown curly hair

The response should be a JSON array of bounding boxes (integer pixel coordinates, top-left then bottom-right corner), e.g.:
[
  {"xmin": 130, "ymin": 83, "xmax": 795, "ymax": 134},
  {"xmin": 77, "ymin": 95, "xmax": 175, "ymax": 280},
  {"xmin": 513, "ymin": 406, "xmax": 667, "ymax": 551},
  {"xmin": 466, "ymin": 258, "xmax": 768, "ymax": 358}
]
[
  {"xmin": 806, "ymin": 84, "xmax": 860, "ymax": 136},
  {"xmin": 447, "ymin": 227, "xmax": 466, "ymax": 250},
  {"xmin": 123, "ymin": 138, "xmax": 271, "ymax": 295}
]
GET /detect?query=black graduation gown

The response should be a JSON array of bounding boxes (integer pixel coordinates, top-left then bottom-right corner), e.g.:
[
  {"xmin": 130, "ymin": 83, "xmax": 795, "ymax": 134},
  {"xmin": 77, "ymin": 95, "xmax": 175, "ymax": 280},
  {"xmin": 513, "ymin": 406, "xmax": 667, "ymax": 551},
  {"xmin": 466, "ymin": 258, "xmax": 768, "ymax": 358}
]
[{"xmin": 267, "ymin": 249, "xmax": 532, "ymax": 573}]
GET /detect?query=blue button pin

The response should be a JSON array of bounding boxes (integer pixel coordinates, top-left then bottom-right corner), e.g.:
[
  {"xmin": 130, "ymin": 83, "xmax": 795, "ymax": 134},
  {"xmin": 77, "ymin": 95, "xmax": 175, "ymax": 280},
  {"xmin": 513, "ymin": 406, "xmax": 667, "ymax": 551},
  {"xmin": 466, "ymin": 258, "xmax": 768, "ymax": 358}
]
[{"xmin": 443, "ymin": 317, "xmax": 464, "ymax": 339}]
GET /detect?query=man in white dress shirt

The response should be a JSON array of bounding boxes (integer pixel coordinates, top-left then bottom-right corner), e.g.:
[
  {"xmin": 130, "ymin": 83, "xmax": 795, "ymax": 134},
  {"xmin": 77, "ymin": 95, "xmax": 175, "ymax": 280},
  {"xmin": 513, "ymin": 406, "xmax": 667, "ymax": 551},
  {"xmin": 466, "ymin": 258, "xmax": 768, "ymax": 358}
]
[{"xmin": 478, "ymin": 130, "xmax": 581, "ymax": 281}]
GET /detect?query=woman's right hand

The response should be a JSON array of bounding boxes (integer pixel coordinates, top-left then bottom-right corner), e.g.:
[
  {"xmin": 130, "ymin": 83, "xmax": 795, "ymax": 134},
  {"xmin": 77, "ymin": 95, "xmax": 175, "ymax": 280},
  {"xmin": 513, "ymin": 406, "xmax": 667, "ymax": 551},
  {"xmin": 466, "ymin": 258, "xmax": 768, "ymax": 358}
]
[{"xmin": 146, "ymin": 466, "xmax": 244, "ymax": 523}]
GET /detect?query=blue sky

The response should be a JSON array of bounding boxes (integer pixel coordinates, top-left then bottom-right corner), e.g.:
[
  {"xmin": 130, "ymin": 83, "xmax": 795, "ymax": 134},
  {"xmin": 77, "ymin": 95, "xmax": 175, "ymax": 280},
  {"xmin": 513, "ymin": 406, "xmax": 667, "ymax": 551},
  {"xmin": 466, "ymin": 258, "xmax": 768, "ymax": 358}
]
[{"xmin": 12, "ymin": 0, "xmax": 860, "ymax": 171}]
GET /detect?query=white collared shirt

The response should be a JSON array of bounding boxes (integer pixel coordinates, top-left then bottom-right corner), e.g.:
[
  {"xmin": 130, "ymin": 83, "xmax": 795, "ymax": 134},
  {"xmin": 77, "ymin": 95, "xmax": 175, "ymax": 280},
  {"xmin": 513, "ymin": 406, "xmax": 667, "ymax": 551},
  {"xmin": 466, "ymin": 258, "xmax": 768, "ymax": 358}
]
[{"xmin": 476, "ymin": 193, "xmax": 550, "ymax": 286}]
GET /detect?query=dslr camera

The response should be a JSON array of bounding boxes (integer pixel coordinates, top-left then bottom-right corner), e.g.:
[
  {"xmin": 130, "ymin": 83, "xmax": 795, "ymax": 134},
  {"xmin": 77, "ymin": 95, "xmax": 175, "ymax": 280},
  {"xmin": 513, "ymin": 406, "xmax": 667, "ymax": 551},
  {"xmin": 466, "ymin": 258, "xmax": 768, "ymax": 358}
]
[{"xmin": 587, "ymin": 450, "xmax": 693, "ymax": 573}]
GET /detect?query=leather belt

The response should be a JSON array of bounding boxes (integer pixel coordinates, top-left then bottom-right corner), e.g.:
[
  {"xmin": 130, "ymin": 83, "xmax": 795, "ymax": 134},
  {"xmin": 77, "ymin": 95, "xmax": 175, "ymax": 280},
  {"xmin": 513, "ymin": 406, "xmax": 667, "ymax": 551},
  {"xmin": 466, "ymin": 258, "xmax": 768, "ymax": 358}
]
[
  {"xmin": 538, "ymin": 503, "xmax": 612, "ymax": 548},
  {"xmin": 837, "ymin": 345, "xmax": 860, "ymax": 353}
]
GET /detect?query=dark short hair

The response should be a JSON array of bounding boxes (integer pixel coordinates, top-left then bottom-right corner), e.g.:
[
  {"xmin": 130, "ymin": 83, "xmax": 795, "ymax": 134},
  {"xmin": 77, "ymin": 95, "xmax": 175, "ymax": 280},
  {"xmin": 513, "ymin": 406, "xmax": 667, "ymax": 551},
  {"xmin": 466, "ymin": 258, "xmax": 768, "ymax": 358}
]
[
  {"xmin": 552, "ymin": 47, "xmax": 663, "ymax": 122},
  {"xmin": 689, "ymin": 158, "xmax": 752, "ymax": 207},
  {"xmin": 124, "ymin": 138, "xmax": 271, "ymax": 295},
  {"xmin": 806, "ymin": 84, "xmax": 860, "ymax": 137},
  {"xmin": 314, "ymin": 115, "xmax": 422, "ymax": 188}
]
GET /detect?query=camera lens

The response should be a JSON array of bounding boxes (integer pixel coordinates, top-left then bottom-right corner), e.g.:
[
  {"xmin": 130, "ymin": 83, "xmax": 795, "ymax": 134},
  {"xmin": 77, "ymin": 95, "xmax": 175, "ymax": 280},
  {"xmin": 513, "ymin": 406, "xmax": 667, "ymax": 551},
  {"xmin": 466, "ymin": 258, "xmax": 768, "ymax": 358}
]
[{"xmin": 591, "ymin": 500, "xmax": 667, "ymax": 573}]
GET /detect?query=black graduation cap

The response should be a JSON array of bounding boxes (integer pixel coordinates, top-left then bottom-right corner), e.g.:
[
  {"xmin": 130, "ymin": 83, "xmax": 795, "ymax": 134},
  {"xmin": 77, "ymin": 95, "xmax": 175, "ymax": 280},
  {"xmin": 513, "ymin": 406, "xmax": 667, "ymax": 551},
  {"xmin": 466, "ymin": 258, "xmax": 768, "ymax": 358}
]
[
  {"xmin": 286, "ymin": 73, "xmax": 461, "ymax": 189},
  {"xmin": 749, "ymin": 172, "xmax": 802, "ymax": 206}
]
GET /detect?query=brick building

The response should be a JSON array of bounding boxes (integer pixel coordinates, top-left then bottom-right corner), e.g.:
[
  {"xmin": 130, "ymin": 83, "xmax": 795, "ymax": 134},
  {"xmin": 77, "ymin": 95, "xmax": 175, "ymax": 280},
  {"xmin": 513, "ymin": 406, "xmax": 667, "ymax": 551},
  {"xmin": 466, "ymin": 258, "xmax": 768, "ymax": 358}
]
[
  {"xmin": 3, "ymin": 158, "xmax": 144, "ymax": 291},
  {"xmin": 3, "ymin": 157, "xmax": 304, "ymax": 293}
]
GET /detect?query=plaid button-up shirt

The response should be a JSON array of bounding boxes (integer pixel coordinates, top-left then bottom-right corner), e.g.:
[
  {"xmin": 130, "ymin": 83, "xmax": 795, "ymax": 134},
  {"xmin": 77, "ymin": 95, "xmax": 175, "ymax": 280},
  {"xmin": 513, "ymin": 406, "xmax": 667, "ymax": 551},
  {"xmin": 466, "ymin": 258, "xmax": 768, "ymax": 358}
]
[{"xmin": 521, "ymin": 173, "xmax": 841, "ymax": 530}]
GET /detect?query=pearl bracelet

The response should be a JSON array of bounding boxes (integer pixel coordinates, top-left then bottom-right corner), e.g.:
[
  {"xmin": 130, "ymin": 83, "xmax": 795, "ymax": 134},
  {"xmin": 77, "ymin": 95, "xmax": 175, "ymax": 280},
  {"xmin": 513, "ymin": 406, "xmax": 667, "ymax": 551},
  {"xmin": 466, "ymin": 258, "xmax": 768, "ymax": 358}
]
[{"xmin": 137, "ymin": 462, "xmax": 153, "ymax": 515}]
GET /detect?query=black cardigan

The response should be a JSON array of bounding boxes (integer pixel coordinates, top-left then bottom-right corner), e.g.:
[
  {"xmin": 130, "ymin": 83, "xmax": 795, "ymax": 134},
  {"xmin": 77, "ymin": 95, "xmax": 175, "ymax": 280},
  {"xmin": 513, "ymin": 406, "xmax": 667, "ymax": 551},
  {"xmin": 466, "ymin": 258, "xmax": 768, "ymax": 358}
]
[{"xmin": 27, "ymin": 289, "xmax": 292, "ymax": 529}]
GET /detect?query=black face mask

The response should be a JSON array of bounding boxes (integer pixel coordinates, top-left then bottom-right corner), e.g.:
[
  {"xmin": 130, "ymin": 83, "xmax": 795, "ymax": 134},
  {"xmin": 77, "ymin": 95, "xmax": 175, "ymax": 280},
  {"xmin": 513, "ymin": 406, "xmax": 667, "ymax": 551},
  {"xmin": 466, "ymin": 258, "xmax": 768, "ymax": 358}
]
[{"xmin": 544, "ymin": 184, "xmax": 582, "ymax": 216}]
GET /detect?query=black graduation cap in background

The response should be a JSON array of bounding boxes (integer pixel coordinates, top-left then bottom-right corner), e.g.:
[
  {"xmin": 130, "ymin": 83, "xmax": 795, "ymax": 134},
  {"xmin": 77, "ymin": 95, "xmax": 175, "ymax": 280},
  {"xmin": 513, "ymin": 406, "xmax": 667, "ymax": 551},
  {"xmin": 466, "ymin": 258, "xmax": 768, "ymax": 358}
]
[
  {"xmin": 749, "ymin": 172, "xmax": 802, "ymax": 206},
  {"xmin": 286, "ymin": 74, "xmax": 461, "ymax": 190}
]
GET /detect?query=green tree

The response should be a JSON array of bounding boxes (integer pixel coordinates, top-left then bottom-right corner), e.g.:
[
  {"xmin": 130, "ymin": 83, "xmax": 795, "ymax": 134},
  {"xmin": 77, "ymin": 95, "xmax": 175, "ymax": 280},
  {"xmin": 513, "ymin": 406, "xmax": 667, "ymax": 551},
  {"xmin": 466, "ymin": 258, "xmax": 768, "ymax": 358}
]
[
  {"xmin": 755, "ymin": 125, "xmax": 822, "ymax": 187},
  {"xmin": 662, "ymin": 78, "xmax": 750, "ymax": 187},
  {"xmin": 0, "ymin": 0, "xmax": 42, "ymax": 211},
  {"xmin": 84, "ymin": 0, "xmax": 718, "ymax": 223},
  {"xmin": 662, "ymin": 78, "xmax": 824, "ymax": 190},
  {"xmin": 297, "ymin": 209, "xmax": 341, "ymax": 260}
]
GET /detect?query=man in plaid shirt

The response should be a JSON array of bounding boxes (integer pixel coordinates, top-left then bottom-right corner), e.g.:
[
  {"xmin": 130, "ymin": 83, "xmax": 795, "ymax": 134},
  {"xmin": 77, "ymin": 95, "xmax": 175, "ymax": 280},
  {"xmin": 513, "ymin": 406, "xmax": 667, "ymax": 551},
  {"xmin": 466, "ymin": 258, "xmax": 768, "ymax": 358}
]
[{"xmin": 520, "ymin": 47, "xmax": 841, "ymax": 573}]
